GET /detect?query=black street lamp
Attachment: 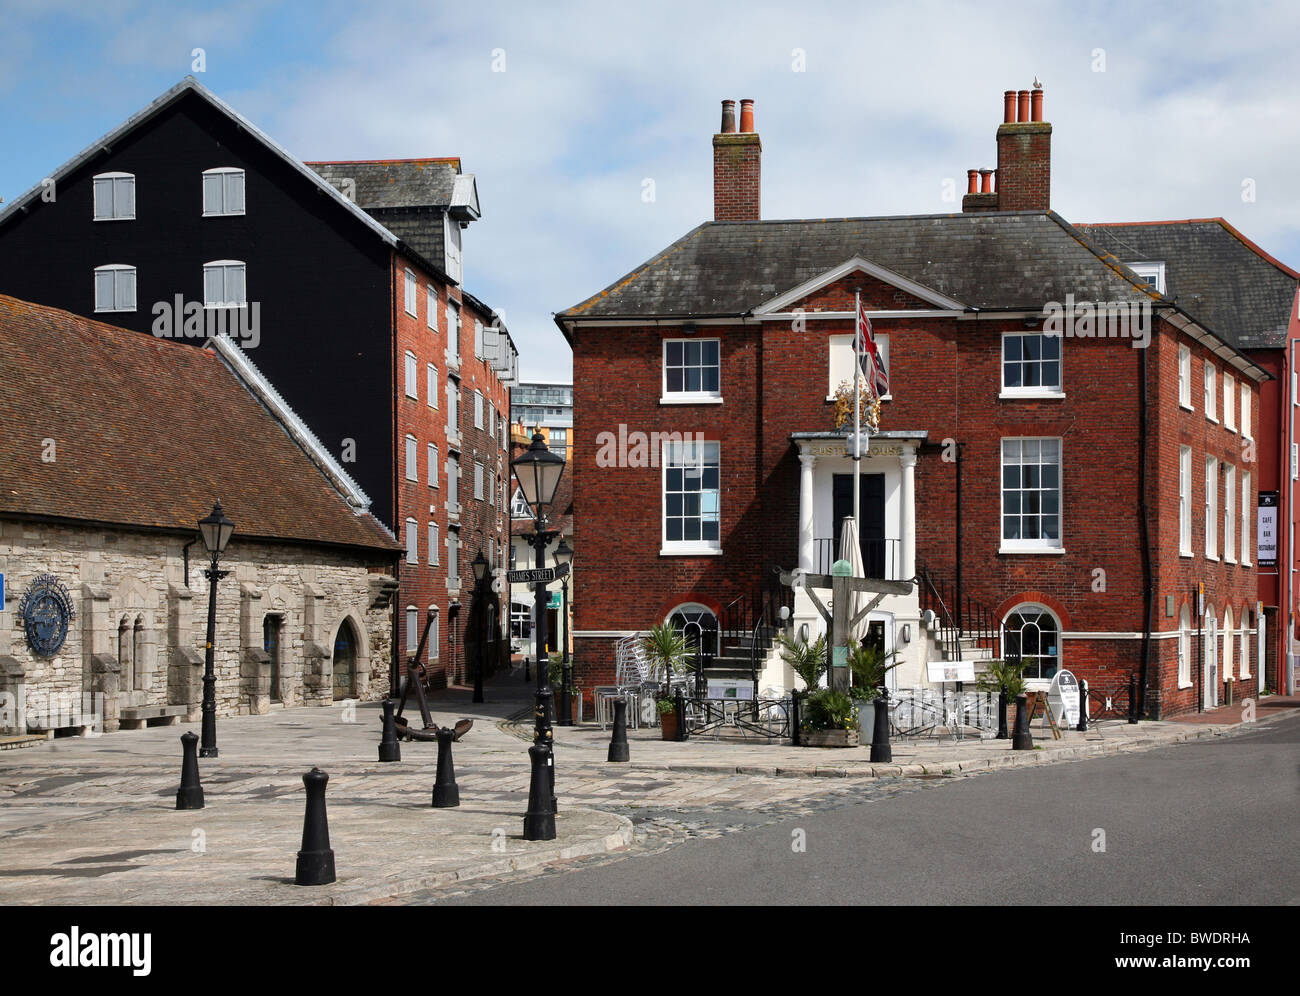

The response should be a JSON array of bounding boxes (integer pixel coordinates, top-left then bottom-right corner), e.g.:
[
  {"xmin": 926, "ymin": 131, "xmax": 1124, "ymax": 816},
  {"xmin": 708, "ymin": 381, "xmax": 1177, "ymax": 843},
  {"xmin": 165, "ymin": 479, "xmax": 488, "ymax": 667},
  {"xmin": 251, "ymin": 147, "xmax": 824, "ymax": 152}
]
[
  {"xmin": 554, "ymin": 535, "xmax": 574, "ymax": 726},
  {"xmin": 511, "ymin": 431, "xmax": 565, "ymax": 841},
  {"xmin": 197, "ymin": 500, "xmax": 235, "ymax": 758},
  {"xmin": 471, "ymin": 548, "xmax": 489, "ymax": 704}
]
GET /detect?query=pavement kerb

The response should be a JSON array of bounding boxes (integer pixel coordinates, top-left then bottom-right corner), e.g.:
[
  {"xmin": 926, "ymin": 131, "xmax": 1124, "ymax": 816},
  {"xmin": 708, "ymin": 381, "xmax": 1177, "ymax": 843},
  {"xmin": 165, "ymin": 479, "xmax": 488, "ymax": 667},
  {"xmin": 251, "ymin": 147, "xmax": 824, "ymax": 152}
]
[
  {"xmin": 496, "ymin": 706, "xmax": 1300, "ymax": 782},
  {"xmin": 291, "ymin": 812, "xmax": 635, "ymax": 907}
]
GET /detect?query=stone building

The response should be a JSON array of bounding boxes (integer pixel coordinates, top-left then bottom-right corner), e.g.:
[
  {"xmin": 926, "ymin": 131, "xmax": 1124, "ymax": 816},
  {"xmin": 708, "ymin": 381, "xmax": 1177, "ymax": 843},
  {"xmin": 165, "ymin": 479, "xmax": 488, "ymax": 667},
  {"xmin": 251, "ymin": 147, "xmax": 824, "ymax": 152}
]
[{"xmin": 0, "ymin": 295, "xmax": 399, "ymax": 736}]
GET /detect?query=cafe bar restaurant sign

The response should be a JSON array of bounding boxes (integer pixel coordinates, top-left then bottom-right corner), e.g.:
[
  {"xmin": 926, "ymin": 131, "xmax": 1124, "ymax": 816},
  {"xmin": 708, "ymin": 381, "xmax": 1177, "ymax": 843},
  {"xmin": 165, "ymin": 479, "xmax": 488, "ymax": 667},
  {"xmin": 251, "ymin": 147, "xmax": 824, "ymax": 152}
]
[{"xmin": 1258, "ymin": 492, "xmax": 1278, "ymax": 567}]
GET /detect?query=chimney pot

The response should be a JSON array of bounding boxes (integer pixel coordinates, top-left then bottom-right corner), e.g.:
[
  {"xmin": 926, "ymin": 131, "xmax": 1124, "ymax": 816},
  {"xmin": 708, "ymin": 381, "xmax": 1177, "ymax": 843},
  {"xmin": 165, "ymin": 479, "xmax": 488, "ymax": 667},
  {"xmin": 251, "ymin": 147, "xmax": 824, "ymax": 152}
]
[
  {"xmin": 1017, "ymin": 89, "xmax": 1031, "ymax": 123},
  {"xmin": 738, "ymin": 98, "xmax": 755, "ymax": 133},
  {"xmin": 966, "ymin": 169, "xmax": 979, "ymax": 195},
  {"xmin": 720, "ymin": 99, "xmax": 736, "ymax": 134},
  {"xmin": 979, "ymin": 168, "xmax": 994, "ymax": 194},
  {"xmin": 1003, "ymin": 90, "xmax": 1016, "ymax": 124},
  {"xmin": 1030, "ymin": 88, "xmax": 1044, "ymax": 122}
]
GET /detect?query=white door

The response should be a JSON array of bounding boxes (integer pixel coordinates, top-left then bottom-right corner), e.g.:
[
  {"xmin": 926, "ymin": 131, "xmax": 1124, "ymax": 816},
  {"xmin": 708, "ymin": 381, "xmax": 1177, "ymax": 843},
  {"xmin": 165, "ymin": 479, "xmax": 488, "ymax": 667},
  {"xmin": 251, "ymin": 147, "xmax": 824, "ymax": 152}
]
[{"xmin": 1204, "ymin": 615, "xmax": 1218, "ymax": 709}]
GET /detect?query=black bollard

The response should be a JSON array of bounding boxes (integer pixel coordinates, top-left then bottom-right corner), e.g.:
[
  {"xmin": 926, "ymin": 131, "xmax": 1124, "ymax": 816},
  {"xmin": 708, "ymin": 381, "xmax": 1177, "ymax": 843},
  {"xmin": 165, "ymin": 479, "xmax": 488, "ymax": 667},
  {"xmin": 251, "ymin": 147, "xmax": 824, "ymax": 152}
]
[
  {"xmin": 607, "ymin": 698, "xmax": 629, "ymax": 762},
  {"xmin": 378, "ymin": 699, "xmax": 401, "ymax": 763},
  {"xmin": 869, "ymin": 687, "xmax": 892, "ymax": 762},
  {"xmin": 295, "ymin": 767, "xmax": 336, "ymax": 886},
  {"xmin": 1127, "ymin": 673, "xmax": 1139, "ymax": 724},
  {"xmin": 996, "ymin": 690, "xmax": 1009, "ymax": 739},
  {"xmin": 1077, "ymin": 679, "xmax": 1089, "ymax": 732},
  {"xmin": 1012, "ymin": 693, "xmax": 1034, "ymax": 750},
  {"xmin": 523, "ymin": 743, "xmax": 556, "ymax": 841},
  {"xmin": 790, "ymin": 691, "xmax": 801, "ymax": 747},
  {"xmin": 523, "ymin": 656, "xmax": 531, "ymax": 682},
  {"xmin": 431, "ymin": 727, "xmax": 460, "ymax": 808},
  {"xmin": 674, "ymin": 687, "xmax": 686, "ymax": 742},
  {"xmin": 175, "ymin": 730, "xmax": 204, "ymax": 810}
]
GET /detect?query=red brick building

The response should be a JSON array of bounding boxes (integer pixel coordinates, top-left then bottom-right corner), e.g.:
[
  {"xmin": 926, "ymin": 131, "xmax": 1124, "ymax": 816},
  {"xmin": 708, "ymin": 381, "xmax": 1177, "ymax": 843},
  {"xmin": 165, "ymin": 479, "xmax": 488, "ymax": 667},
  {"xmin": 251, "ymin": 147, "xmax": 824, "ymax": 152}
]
[{"xmin": 557, "ymin": 88, "xmax": 1270, "ymax": 719}]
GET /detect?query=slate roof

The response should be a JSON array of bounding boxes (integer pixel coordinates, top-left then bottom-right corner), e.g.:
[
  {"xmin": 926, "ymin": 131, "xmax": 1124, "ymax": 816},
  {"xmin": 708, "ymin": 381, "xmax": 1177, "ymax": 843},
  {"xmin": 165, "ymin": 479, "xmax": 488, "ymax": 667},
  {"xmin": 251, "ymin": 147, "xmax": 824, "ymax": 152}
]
[
  {"xmin": 1076, "ymin": 219, "xmax": 1299, "ymax": 350},
  {"xmin": 306, "ymin": 159, "xmax": 462, "ymax": 209},
  {"xmin": 0, "ymin": 295, "xmax": 398, "ymax": 554},
  {"xmin": 559, "ymin": 211, "xmax": 1159, "ymax": 321}
]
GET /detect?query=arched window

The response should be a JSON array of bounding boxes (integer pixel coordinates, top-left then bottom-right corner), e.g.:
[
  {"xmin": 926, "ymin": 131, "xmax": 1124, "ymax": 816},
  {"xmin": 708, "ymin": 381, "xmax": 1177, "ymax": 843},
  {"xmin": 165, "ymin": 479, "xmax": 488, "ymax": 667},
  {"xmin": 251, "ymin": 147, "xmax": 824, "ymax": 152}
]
[
  {"xmin": 133, "ymin": 617, "xmax": 145, "ymax": 693},
  {"xmin": 1239, "ymin": 608, "xmax": 1250, "ymax": 679},
  {"xmin": 1004, "ymin": 604, "xmax": 1060, "ymax": 681},
  {"xmin": 1178, "ymin": 605, "xmax": 1192, "ymax": 687},
  {"xmin": 1204, "ymin": 606, "xmax": 1219, "ymax": 709},
  {"xmin": 117, "ymin": 616, "xmax": 133, "ymax": 692},
  {"xmin": 667, "ymin": 603, "xmax": 718, "ymax": 663}
]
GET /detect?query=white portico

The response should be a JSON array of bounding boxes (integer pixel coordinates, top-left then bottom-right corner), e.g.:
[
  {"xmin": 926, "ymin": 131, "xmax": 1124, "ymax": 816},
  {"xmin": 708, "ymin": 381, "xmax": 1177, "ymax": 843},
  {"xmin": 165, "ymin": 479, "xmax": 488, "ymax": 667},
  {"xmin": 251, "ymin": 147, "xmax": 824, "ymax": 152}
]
[{"xmin": 781, "ymin": 430, "xmax": 928, "ymax": 690}]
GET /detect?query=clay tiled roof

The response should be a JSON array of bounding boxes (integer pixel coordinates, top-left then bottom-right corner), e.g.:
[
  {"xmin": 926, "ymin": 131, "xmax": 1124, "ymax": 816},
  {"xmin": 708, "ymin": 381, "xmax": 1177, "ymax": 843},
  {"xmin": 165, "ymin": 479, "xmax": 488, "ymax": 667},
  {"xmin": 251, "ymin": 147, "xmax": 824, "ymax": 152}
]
[{"xmin": 0, "ymin": 296, "xmax": 398, "ymax": 554}]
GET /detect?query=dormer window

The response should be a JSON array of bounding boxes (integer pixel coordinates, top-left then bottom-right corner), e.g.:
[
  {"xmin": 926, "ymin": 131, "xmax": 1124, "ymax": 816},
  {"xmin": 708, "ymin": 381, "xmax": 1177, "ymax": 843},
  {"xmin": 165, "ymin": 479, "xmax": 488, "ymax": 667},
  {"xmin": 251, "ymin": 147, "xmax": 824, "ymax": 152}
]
[
  {"xmin": 1129, "ymin": 262, "xmax": 1166, "ymax": 294},
  {"xmin": 202, "ymin": 168, "xmax": 246, "ymax": 216},
  {"xmin": 92, "ymin": 173, "xmax": 135, "ymax": 221}
]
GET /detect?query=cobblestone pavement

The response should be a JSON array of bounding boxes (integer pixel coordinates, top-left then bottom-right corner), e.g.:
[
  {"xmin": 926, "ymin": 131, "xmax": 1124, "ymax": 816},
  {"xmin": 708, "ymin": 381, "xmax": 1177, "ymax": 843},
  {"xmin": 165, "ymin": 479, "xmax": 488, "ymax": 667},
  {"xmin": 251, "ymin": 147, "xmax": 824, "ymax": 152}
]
[{"xmin": 1, "ymin": 677, "xmax": 1292, "ymax": 905}]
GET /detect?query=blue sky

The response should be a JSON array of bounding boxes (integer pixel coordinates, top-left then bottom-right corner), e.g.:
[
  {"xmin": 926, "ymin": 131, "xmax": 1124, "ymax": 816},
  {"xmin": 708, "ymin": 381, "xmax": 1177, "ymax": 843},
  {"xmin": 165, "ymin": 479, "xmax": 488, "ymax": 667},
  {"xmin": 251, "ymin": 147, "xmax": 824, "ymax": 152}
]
[{"xmin": 3, "ymin": 0, "xmax": 1298, "ymax": 381}]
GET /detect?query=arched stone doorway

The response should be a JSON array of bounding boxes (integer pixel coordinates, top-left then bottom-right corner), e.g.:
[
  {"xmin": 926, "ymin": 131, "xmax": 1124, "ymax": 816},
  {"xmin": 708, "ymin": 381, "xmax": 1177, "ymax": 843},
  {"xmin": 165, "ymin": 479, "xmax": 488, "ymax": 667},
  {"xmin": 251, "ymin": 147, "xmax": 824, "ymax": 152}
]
[{"xmin": 333, "ymin": 618, "xmax": 359, "ymax": 700}]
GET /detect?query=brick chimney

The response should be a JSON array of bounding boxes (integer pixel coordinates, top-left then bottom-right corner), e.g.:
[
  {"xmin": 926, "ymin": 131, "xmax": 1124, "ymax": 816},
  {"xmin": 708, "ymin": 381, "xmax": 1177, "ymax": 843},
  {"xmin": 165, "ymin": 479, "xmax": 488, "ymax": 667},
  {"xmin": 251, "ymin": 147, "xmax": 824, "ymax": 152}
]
[
  {"xmin": 713, "ymin": 98, "xmax": 761, "ymax": 222},
  {"xmin": 996, "ymin": 85, "xmax": 1051, "ymax": 211},
  {"xmin": 963, "ymin": 86, "xmax": 1051, "ymax": 213}
]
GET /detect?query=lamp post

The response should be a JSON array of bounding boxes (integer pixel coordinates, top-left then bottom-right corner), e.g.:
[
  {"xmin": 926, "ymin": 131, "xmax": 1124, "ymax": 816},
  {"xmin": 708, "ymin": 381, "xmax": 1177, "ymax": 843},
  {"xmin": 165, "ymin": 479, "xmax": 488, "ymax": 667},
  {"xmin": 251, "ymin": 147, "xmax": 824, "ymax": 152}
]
[
  {"xmin": 197, "ymin": 500, "xmax": 235, "ymax": 758},
  {"xmin": 554, "ymin": 536, "xmax": 574, "ymax": 726},
  {"xmin": 471, "ymin": 549, "xmax": 489, "ymax": 704},
  {"xmin": 511, "ymin": 432, "xmax": 565, "ymax": 840}
]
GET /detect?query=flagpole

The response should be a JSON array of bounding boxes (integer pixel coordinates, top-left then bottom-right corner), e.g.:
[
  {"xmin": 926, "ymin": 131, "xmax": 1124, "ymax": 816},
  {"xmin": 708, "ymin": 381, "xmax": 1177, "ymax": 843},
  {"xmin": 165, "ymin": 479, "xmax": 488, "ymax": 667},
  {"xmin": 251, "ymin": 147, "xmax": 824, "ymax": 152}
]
[{"xmin": 853, "ymin": 290, "xmax": 861, "ymax": 551}]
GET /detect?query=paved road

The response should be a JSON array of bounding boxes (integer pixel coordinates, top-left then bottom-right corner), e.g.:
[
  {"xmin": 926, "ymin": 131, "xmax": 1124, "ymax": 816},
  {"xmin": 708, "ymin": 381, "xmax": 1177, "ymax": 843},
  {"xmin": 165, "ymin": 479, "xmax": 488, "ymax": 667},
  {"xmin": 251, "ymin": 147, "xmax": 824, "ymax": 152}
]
[{"xmin": 431, "ymin": 718, "xmax": 1300, "ymax": 905}]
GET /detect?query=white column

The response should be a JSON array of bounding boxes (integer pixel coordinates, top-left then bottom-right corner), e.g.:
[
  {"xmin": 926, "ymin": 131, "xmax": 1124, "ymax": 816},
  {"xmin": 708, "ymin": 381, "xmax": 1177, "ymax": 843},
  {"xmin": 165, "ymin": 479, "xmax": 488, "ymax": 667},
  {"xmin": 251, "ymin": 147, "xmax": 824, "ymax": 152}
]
[
  {"xmin": 900, "ymin": 447, "xmax": 916, "ymax": 580},
  {"xmin": 798, "ymin": 450, "xmax": 816, "ymax": 572}
]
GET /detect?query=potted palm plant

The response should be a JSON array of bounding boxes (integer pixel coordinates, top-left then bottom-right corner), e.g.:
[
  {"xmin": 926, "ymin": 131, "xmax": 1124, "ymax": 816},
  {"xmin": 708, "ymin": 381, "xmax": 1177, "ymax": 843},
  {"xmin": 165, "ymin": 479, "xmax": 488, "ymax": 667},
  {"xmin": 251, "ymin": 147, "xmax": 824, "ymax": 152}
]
[
  {"xmin": 847, "ymin": 643, "xmax": 900, "ymax": 737},
  {"xmin": 978, "ymin": 658, "xmax": 1028, "ymax": 739},
  {"xmin": 775, "ymin": 631, "xmax": 827, "ymax": 692},
  {"xmin": 642, "ymin": 622, "xmax": 694, "ymax": 741}
]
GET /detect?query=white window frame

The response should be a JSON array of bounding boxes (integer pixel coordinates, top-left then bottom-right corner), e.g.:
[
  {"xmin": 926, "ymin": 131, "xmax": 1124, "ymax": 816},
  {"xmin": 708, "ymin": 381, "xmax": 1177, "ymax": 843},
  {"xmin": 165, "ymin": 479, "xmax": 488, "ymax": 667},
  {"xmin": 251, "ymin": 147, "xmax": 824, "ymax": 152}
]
[
  {"xmin": 1000, "ymin": 330, "xmax": 1063, "ymax": 398},
  {"xmin": 405, "ymin": 606, "xmax": 419, "ymax": 653},
  {"xmin": 201, "ymin": 167, "xmax": 246, "ymax": 217},
  {"xmin": 92, "ymin": 172, "xmax": 135, "ymax": 221},
  {"xmin": 1223, "ymin": 373, "xmax": 1236, "ymax": 432},
  {"xmin": 428, "ymin": 522, "xmax": 439, "ymax": 566},
  {"xmin": 474, "ymin": 319, "xmax": 484, "ymax": 359},
  {"xmin": 428, "ymin": 607, "xmax": 440, "ymax": 662},
  {"xmin": 404, "ymin": 520, "xmax": 418, "ymax": 565},
  {"xmin": 1239, "ymin": 611, "xmax": 1250, "ymax": 679},
  {"xmin": 1240, "ymin": 382, "xmax": 1251, "ymax": 440},
  {"xmin": 404, "ymin": 434, "xmax": 418, "ymax": 482},
  {"xmin": 828, "ymin": 334, "xmax": 892, "ymax": 401},
  {"xmin": 660, "ymin": 439, "xmax": 722, "ymax": 555},
  {"xmin": 93, "ymin": 264, "xmax": 137, "ymax": 313},
  {"xmin": 1204, "ymin": 361, "xmax": 1217, "ymax": 422},
  {"xmin": 447, "ymin": 303, "xmax": 461, "ymax": 366},
  {"xmin": 474, "ymin": 391, "xmax": 484, "ymax": 430},
  {"xmin": 1003, "ymin": 603, "xmax": 1063, "ymax": 685},
  {"xmin": 662, "ymin": 338, "xmax": 722, "ymax": 403},
  {"xmin": 428, "ymin": 443, "xmax": 438, "ymax": 488},
  {"xmin": 1205, "ymin": 456, "xmax": 1218, "ymax": 559},
  {"xmin": 426, "ymin": 285, "xmax": 437, "ymax": 330},
  {"xmin": 446, "ymin": 528, "xmax": 460, "ymax": 588},
  {"xmin": 447, "ymin": 454, "xmax": 459, "ymax": 513},
  {"xmin": 404, "ymin": 269, "xmax": 418, "ymax": 317},
  {"xmin": 999, "ymin": 437, "xmax": 1064, "ymax": 553},
  {"xmin": 1129, "ymin": 261, "xmax": 1166, "ymax": 294},
  {"xmin": 426, "ymin": 364, "xmax": 438, "ymax": 409},
  {"xmin": 1241, "ymin": 471, "xmax": 1251, "ymax": 565},
  {"xmin": 404, "ymin": 351, "xmax": 418, "ymax": 399},
  {"xmin": 1223, "ymin": 464, "xmax": 1236, "ymax": 563},
  {"xmin": 1179, "ymin": 446, "xmax": 1193, "ymax": 556},
  {"xmin": 1178, "ymin": 344, "xmax": 1192, "ymax": 410},
  {"xmin": 474, "ymin": 461, "xmax": 485, "ymax": 501},
  {"xmin": 447, "ymin": 377, "xmax": 460, "ymax": 441},
  {"xmin": 202, "ymin": 260, "xmax": 247, "ymax": 308},
  {"xmin": 444, "ymin": 213, "xmax": 463, "ymax": 284}
]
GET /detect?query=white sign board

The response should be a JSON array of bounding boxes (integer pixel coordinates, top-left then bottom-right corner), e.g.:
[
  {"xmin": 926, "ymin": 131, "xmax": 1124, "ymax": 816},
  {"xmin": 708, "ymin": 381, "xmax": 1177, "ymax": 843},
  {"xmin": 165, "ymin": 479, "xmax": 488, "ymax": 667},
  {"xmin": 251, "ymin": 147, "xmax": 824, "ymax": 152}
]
[
  {"xmin": 706, "ymin": 679, "xmax": 754, "ymax": 701},
  {"xmin": 926, "ymin": 660, "xmax": 976, "ymax": 683},
  {"xmin": 1047, "ymin": 669, "xmax": 1080, "ymax": 727}
]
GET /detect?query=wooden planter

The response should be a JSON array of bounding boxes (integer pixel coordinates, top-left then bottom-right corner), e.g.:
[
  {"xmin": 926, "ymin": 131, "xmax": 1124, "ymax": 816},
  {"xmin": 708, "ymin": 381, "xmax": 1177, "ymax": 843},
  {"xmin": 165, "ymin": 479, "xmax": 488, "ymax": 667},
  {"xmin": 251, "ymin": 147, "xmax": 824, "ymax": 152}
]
[
  {"xmin": 660, "ymin": 710, "xmax": 679, "ymax": 741},
  {"xmin": 800, "ymin": 729, "xmax": 859, "ymax": 748}
]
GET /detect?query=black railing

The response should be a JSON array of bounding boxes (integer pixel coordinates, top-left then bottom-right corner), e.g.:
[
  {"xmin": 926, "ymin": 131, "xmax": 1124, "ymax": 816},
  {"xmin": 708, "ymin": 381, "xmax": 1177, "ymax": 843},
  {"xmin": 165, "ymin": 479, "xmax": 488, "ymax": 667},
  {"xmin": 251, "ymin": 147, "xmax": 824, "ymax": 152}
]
[
  {"xmin": 715, "ymin": 573, "xmax": 792, "ymax": 688},
  {"xmin": 812, "ymin": 537, "xmax": 901, "ymax": 579},
  {"xmin": 916, "ymin": 562, "xmax": 1004, "ymax": 663}
]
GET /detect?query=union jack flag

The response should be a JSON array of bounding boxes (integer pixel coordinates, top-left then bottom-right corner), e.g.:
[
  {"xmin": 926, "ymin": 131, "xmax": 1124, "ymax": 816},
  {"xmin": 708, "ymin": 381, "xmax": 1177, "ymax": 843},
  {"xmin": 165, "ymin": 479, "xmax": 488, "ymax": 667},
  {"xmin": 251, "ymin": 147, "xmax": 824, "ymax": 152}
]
[{"xmin": 856, "ymin": 300, "xmax": 889, "ymax": 399}]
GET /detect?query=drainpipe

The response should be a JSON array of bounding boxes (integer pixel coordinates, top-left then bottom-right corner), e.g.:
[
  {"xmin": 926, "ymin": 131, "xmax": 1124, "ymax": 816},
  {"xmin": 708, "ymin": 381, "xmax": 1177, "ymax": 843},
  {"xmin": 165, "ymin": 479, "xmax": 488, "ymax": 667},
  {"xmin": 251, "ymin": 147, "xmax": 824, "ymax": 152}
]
[
  {"xmin": 182, "ymin": 538, "xmax": 197, "ymax": 587},
  {"xmin": 955, "ymin": 441, "xmax": 963, "ymax": 633},
  {"xmin": 1138, "ymin": 344, "xmax": 1153, "ymax": 717}
]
